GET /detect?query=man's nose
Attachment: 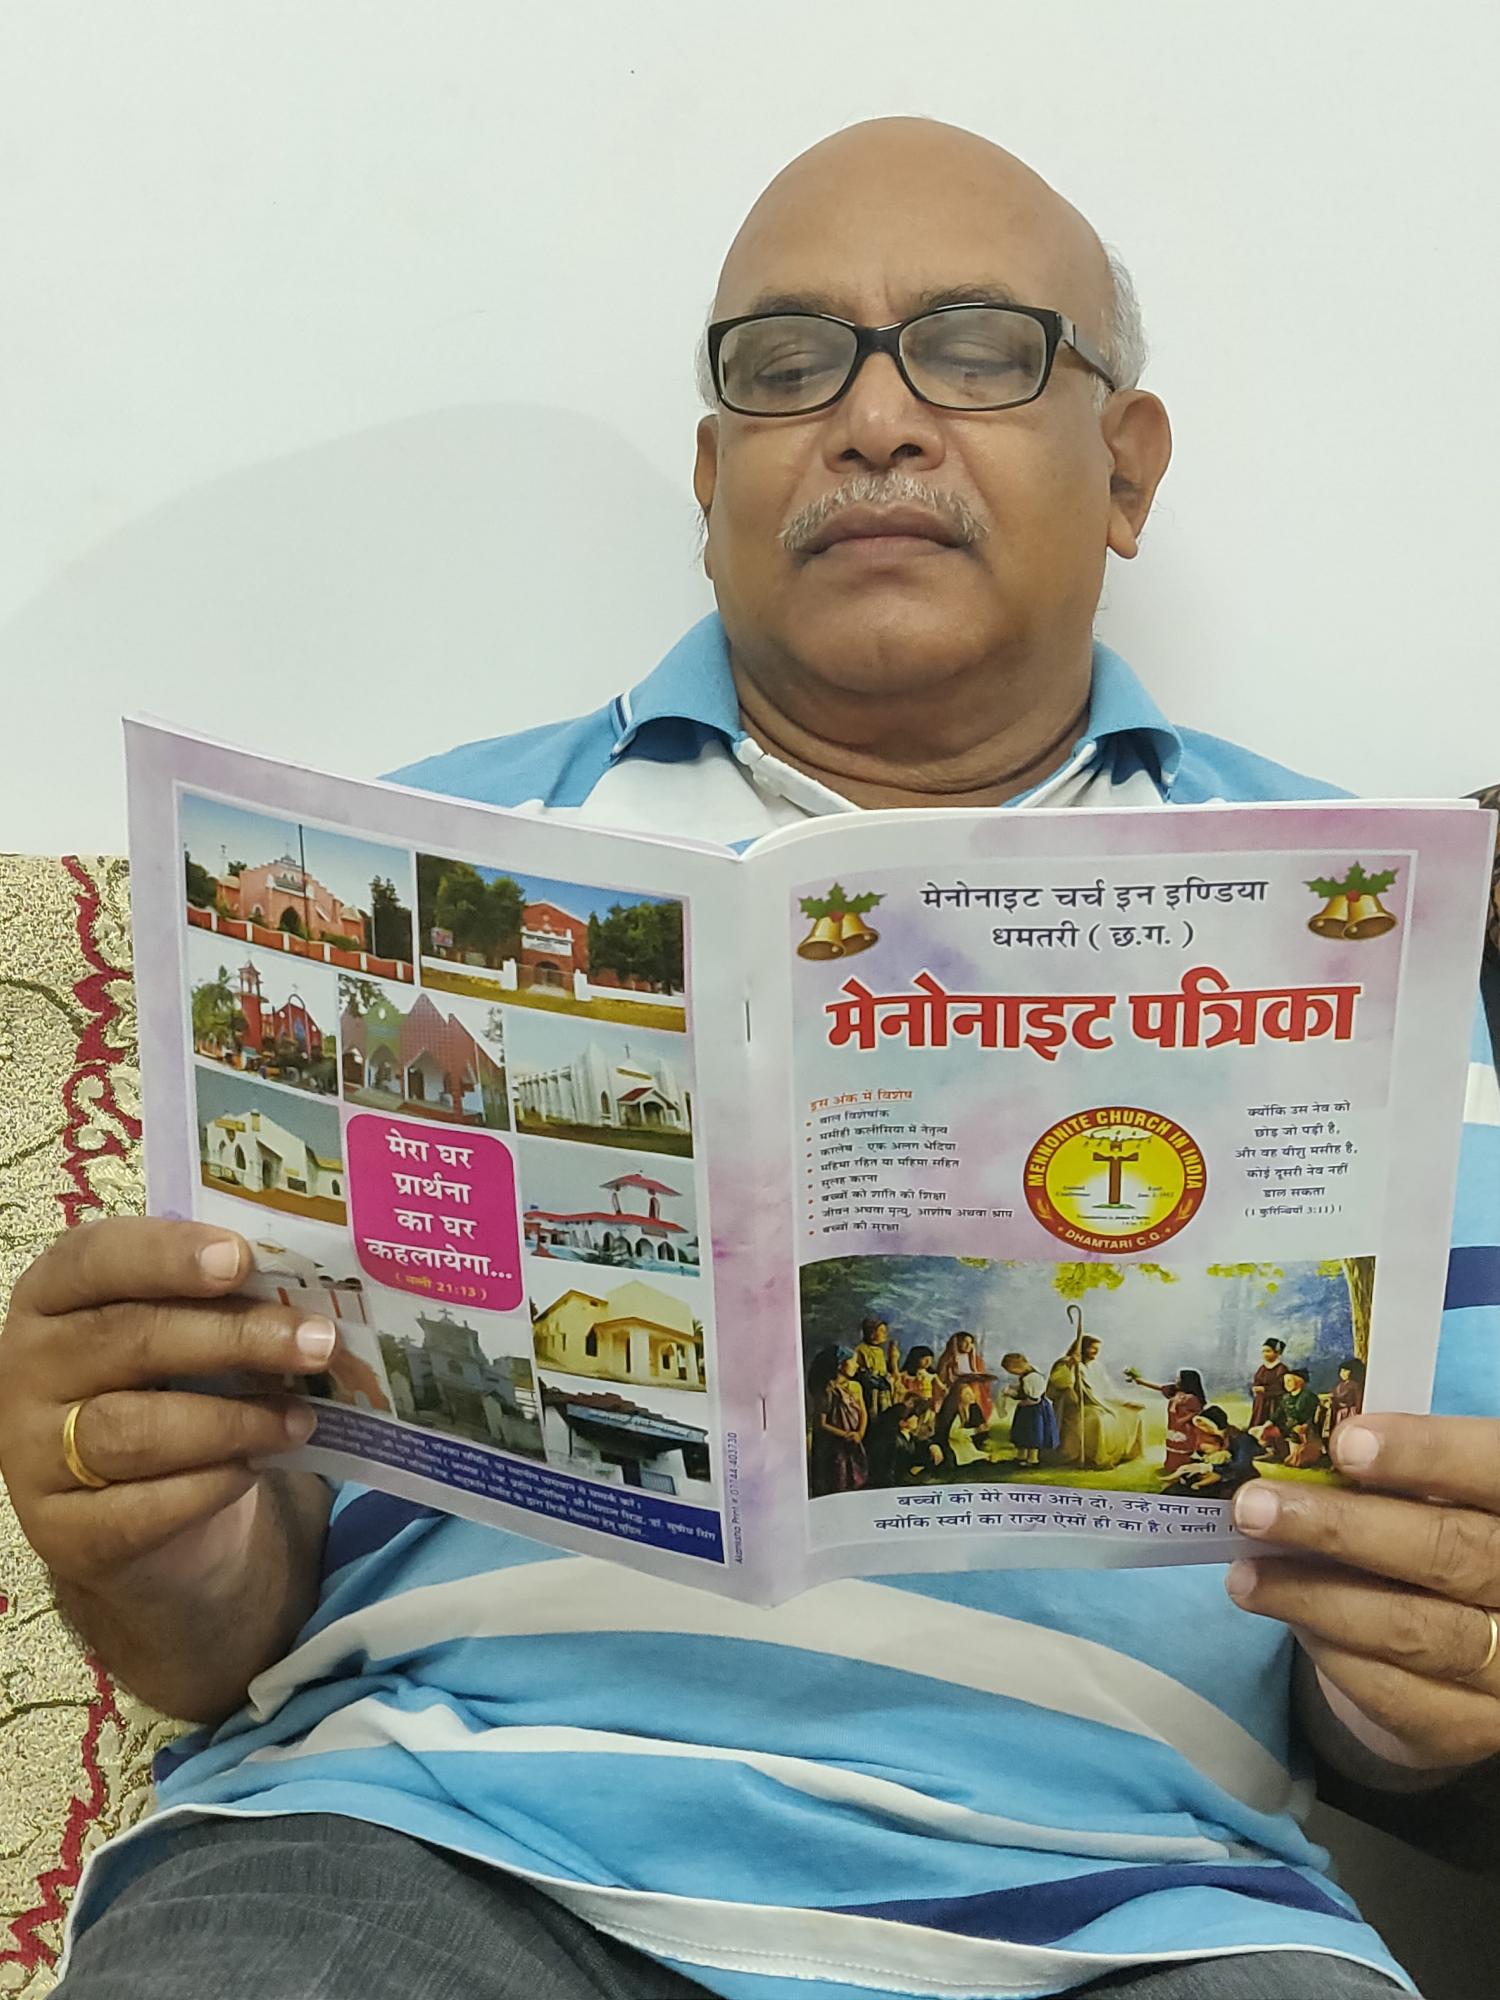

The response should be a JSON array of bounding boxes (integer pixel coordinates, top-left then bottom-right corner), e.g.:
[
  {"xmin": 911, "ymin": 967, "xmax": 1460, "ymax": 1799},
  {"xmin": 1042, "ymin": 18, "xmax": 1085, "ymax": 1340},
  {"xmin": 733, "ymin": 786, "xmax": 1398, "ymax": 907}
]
[{"xmin": 820, "ymin": 351, "xmax": 946, "ymax": 472}]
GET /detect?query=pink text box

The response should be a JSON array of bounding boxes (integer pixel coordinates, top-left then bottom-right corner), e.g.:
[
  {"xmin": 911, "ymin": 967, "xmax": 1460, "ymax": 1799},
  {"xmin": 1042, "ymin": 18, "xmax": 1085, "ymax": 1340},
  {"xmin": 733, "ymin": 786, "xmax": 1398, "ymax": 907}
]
[{"xmin": 347, "ymin": 1112, "xmax": 523, "ymax": 1312}]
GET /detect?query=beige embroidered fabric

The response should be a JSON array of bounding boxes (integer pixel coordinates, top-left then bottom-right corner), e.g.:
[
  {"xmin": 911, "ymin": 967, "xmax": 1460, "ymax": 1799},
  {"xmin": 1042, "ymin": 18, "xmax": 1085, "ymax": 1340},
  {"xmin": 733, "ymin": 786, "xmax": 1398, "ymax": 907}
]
[{"xmin": 0, "ymin": 857, "xmax": 182, "ymax": 1996}]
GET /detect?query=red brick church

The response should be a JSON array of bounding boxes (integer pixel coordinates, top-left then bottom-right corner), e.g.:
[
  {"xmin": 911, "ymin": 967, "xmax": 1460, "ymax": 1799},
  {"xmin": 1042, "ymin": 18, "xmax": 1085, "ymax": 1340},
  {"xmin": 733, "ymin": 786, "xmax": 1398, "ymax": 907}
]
[
  {"xmin": 519, "ymin": 901, "xmax": 590, "ymax": 988},
  {"xmin": 235, "ymin": 962, "xmax": 326, "ymax": 1059},
  {"xmin": 217, "ymin": 856, "xmax": 368, "ymax": 949}
]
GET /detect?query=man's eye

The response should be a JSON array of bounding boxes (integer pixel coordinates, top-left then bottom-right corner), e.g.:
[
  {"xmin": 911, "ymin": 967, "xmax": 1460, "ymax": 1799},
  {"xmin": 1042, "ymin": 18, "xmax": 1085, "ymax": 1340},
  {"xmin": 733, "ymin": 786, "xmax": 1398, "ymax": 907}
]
[
  {"xmin": 933, "ymin": 346, "xmax": 1025, "ymax": 375},
  {"xmin": 754, "ymin": 352, "xmax": 834, "ymax": 386}
]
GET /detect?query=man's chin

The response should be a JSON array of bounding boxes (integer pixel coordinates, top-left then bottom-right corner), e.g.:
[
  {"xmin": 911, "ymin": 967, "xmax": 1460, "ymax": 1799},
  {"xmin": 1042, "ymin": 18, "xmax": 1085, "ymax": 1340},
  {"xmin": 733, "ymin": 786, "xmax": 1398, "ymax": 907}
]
[{"xmin": 781, "ymin": 607, "xmax": 1005, "ymax": 695}]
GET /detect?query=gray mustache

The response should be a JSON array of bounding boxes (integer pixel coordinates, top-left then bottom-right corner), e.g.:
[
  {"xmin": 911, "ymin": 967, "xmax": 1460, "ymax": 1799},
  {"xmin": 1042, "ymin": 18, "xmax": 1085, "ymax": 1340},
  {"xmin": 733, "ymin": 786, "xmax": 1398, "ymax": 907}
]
[{"xmin": 780, "ymin": 473, "xmax": 989, "ymax": 554}]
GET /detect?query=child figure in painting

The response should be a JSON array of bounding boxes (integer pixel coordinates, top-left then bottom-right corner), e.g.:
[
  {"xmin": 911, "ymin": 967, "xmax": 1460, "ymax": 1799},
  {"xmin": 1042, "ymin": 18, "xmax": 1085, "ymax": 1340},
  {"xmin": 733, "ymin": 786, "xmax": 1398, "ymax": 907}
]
[
  {"xmin": 937, "ymin": 1330, "xmax": 993, "ymax": 1420},
  {"xmin": 807, "ymin": 1345, "xmax": 868, "ymax": 1496},
  {"xmin": 998, "ymin": 1351, "xmax": 1058, "ymax": 1466},
  {"xmin": 1322, "ymin": 1356, "xmax": 1366, "ymax": 1441},
  {"xmin": 1124, "ymin": 1366, "xmax": 1207, "ymax": 1478},
  {"xmin": 853, "ymin": 1315, "xmax": 896, "ymax": 1419},
  {"xmin": 866, "ymin": 1396, "xmax": 944, "ymax": 1488},
  {"xmin": 1249, "ymin": 1337, "xmax": 1288, "ymax": 1428},
  {"xmin": 896, "ymin": 1343, "xmax": 943, "ymax": 1419},
  {"xmin": 1161, "ymin": 1407, "xmax": 1264, "ymax": 1497},
  {"xmin": 1259, "ymin": 1367, "xmax": 1326, "ymax": 1468},
  {"xmin": 935, "ymin": 1380, "xmax": 991, "ymax": 1475}
]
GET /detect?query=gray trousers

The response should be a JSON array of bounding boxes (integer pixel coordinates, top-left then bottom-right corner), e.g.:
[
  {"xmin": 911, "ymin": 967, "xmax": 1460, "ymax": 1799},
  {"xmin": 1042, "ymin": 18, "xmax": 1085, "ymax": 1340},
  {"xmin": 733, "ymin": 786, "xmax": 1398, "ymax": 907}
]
[{"xmin": 54, "ymin": 1814, "xmax": 1412, "ymax": 2000}]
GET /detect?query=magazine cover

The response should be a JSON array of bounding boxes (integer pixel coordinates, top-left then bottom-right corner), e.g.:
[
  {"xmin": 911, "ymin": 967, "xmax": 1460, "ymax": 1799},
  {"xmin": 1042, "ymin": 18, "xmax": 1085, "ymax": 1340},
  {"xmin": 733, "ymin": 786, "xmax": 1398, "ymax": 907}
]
[
  {"xmin": 744, "ymin": 798, "xmax": 1493, "ymax": 1587},
  {"xmin": 126, "ymin": 720, "xmax": 1494, "ymax": 1600}
]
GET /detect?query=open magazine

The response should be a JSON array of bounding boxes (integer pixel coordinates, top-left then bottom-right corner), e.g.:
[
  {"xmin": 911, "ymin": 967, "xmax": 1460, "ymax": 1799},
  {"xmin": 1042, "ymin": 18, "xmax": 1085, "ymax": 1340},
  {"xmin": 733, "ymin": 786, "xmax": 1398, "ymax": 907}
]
[{"xmin": 125, "ymin": 720, "xmax": 1494, "ymax": 1603}]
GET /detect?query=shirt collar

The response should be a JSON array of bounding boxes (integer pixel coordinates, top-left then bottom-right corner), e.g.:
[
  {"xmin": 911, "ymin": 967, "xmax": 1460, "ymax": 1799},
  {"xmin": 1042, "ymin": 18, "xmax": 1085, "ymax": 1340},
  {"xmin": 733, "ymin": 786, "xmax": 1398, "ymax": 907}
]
[{"xmin": 611, "ymin": 611, "xmax": 1184, "ymax": 791}]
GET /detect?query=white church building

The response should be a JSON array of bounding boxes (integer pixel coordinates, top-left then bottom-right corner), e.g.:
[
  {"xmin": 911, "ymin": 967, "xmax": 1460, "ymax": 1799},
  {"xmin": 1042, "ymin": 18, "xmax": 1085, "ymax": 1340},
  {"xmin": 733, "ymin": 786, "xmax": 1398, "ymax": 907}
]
[
  {"xmin": 203, "ymin": 1105, "xmax": 344, "ymax": 1202},
  {"xmin": 512, "ymin": 1039, "xmax": 689, "ymax": 1138}
]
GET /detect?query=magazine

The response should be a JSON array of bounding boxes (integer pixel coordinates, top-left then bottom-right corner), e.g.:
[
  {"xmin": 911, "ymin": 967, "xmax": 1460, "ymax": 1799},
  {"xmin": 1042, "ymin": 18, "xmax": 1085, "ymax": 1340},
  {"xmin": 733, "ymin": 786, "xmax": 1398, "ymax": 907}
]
[{"xmin": 125, "ymin": 720, "xmax": 1494, "ymax": 1603}]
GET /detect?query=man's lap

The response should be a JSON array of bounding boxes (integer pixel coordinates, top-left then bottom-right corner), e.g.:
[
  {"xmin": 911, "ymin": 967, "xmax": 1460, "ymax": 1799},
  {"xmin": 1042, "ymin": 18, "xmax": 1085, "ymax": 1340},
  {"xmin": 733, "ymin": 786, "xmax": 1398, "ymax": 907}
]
[{"xmin": 54, "ymin": 1813, "xmax": 1414, "ymax": 2000}]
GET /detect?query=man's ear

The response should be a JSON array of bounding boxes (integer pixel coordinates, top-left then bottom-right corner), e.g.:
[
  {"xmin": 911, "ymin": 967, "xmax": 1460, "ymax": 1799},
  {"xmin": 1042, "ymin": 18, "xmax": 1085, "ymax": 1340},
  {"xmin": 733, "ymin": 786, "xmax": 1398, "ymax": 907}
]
[
  {"xmin": 693, "ymin": 415, "xmax": 719, "ymax": 578},
  {"xmin": 1102, "ymin": 391, "xmax": 1172, "ymax": 560}
]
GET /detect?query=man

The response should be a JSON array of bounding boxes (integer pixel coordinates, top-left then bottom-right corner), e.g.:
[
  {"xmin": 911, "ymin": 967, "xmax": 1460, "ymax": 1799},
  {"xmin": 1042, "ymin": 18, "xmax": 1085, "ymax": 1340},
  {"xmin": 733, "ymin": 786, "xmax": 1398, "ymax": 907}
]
[{"xmin": 2, "ymin": 117, "xmax": 1498, "ymax": 2000}]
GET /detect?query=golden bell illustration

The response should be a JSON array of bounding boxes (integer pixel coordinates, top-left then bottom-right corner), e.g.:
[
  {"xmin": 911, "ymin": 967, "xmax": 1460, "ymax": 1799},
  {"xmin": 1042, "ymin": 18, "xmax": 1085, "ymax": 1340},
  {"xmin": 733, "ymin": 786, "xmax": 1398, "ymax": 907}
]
[
  {"xmin": 1307, "ymin": 894, "xmax": 1351, "ymax": 938},
  {"xmin": 1342, "ymin": 893, "xmax": 1397, "ymax": 939},
  {"xmin": 836, "ymin": 910, "xmax": 881, "ymax": 954},
  {"xmin": 797, "ymin": 915, "xmax": 846, "ymax": 960}
]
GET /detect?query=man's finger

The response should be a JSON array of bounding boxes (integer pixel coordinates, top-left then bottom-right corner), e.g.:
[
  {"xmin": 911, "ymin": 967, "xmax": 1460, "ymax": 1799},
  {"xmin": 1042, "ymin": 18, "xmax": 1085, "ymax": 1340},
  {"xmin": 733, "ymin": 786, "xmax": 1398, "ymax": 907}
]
[
  {"xmin": 48, "ymin": 1297, "xmax": 339, "ymax": 1400},
  {"xmin": 50, "ymin": 1462, "xmax": 260, "ymax": 1571},
  {"xmin": 15, "ymin": 1216, "xmax": 249, "ymax": 1318},
  {"xmin": 1227, "ymin": 1558, "xmax": 1500, "ymax": 1691},
  {"xmin": 1332, "ymin": 1413, "xmax": 1500, "ymax": 1515},
  {"xmin": 1296, "ymin": 1635, "xmax": 1500, "ymax": 1773},
  {"xmin": 1232, "ymin": 1478, "xmax": 1500, "ymax": 1607},
  {"xmin": 43, "ymin": 1390, "xmax": 318, "ymax": 1492}
]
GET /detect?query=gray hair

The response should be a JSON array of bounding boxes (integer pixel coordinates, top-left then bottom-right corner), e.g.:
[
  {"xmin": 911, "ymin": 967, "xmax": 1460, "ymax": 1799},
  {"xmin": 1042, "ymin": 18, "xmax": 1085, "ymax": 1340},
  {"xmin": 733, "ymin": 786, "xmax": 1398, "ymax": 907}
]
[{"xmin": 693, "ymin": 242, "xmax": 1147, "ymax": 410}]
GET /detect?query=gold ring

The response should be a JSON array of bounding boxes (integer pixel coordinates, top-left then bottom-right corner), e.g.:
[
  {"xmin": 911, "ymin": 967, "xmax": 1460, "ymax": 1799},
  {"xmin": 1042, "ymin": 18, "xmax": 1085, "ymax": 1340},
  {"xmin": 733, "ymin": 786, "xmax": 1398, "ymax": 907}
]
[
  {"xmin": 61, "ymin": 1400, "xmax": 110, "ymax": 1491},
  {"xmin": 1459, "ymin": 1607, "xmax": 1500, "ymax": 1683}
]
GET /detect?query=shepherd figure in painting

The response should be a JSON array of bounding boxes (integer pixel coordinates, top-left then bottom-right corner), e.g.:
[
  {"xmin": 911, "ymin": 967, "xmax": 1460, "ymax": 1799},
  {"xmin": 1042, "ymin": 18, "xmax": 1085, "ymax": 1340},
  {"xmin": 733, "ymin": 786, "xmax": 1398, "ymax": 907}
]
[{"xmin": 1046, "ymin": 1309, "xmax": 1145, "ymax": 1471}]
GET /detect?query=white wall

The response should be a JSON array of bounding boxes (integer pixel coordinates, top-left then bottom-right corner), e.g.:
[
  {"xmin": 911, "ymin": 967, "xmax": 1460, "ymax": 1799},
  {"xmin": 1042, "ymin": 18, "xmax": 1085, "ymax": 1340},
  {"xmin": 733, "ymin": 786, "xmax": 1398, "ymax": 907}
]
[{"xmin": 2, "ymin": 1, "xmax": 1497, "ymax": 853}]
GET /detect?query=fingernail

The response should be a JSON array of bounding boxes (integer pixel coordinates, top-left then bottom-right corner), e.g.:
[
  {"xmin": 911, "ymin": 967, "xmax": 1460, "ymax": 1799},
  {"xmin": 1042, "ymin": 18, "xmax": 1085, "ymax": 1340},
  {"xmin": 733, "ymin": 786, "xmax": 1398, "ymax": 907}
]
[
  {"xmin": 1225, "ymin": 1560, "xmax": 1258, "ymax": 1602},
  {"xmin": 1234, "ymin": 1484, "xmax": 1280, "ymax": 1535},
  {"xmin": 1335, "ymin": 1424, "xmax": 1380, "ymax": 1472},
  {"xmin": 295, "ymin": 1318, "xmax": 336, "ymax": 1363},
  {"xmin": 284, "ymin": 1404, "xmax": 318, "ymax": 1444},
  {"xmin": 198, "ymin": 1238, "xmax": 241, "ymax": 1282}
]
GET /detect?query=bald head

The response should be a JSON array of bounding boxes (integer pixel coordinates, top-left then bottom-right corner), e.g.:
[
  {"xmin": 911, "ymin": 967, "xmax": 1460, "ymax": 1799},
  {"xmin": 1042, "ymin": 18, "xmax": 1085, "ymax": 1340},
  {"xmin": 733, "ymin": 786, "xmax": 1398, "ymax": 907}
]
[
  {"xmin": 690, "ymin": 115, "xmax": 1172, "ymax": 809},
  {"xmin": 712, "ymin": 118, "xmax": 1129, "ymax": 385}
]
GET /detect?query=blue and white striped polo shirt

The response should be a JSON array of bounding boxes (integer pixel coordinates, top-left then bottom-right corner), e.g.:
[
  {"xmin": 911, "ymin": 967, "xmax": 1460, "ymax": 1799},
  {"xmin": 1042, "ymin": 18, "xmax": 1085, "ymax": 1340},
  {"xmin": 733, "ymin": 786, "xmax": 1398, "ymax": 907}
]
[{"xmin": 72, "ymin": 615, "xmax": 1500, "ymax": 1998}]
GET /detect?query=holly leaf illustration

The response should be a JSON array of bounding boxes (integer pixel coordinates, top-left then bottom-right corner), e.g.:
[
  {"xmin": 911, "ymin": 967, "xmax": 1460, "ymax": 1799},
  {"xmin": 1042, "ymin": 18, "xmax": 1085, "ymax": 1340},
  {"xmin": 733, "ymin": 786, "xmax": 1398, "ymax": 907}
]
[
  {"xmin": 1342, "ymin": 862, "xmax": 1374, "ymax": 898},
  {"xmin": 1305, "ymin": 876, "xmax": 1344, "ymax": 899},
  {"xmin": 799, "ymin": 894, "xmax": 829, "ymax": 919},
  {"xmin": 825, "ymin": 881, "xmax": 851, "ymax": 914},
  {"xmin": 846, "ymin": 890, "xmax": 885, "ymax": 915},
  {"xmin": 1363, "ymin": 868, "xmax": 1398, "ymax": 896}
]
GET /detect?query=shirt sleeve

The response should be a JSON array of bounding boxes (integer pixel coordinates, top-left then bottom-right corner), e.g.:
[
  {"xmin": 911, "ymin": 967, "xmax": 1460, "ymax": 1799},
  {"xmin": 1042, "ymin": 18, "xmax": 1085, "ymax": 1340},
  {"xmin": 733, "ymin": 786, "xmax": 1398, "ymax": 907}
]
[{"xmin": 1430, "ymin": 1003, "xmax": 1500, "ymax": 1418}]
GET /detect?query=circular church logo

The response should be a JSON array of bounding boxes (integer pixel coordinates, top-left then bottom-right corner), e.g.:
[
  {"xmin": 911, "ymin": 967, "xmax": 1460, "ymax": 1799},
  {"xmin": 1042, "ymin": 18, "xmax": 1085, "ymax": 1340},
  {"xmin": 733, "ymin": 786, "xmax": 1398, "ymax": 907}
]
[{"xmin": 1023, "ymin": 1107, "xmax": 1206, "ymax": 1255}]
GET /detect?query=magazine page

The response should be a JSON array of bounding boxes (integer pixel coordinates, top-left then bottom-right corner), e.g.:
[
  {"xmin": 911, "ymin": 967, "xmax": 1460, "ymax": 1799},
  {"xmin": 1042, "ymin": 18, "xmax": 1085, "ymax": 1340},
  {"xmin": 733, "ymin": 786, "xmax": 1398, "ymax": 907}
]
[
  {"xmin": 745, "ymin": 798, "xmax": 1492, "ymax": 1588},
  {"xmin": 125, "ymin": 720, "xmax": 781, "ymax": 1599}
]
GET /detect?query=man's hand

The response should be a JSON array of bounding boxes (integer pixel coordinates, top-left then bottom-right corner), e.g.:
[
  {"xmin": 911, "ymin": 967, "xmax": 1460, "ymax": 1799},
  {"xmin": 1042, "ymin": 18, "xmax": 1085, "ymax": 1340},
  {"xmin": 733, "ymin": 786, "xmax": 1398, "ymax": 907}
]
[
  {"xmin": 1227, "ymin": 1416, "xmax": 1500, "ymax": 1775},
  {"xmin": 0, "ymin": 1216, "xmax": 337, "ymax": 1719}
]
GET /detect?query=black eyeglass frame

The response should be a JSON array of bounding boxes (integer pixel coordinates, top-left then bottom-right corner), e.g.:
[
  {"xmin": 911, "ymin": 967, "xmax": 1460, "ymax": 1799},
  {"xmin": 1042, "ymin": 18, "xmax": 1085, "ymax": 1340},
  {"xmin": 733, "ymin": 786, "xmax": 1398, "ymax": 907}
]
[{"xmin": 707, "ymin": 302, "xmax": 1118, "ymax": 417}]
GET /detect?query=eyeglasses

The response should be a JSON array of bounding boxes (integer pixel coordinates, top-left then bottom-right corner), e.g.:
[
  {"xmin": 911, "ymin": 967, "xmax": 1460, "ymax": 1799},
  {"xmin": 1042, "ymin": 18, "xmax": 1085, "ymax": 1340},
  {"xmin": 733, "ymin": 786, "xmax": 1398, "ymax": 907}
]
[{"xmin": 707, "ymin": 303, "xmax": 1116, "ymax": 417}]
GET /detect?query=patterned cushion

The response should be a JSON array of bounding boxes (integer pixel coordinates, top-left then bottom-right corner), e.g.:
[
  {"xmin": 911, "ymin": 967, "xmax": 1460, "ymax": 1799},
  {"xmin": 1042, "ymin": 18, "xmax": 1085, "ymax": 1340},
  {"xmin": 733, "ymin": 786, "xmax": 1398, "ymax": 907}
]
[{"xmin": 0, "ymin": 858, "xmax": 183, "ymax": 1996}]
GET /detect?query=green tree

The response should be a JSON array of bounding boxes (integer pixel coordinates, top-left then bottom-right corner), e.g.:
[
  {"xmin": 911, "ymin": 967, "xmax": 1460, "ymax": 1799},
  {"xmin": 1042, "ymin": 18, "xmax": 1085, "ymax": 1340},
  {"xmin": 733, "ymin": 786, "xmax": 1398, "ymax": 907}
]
[
  {"xmin": 226, "ymin": 859, "xmax": 247, "ymax": 877},
  {"xmin": 191, "ymin": 965, "xmax": 237, "ymax": 1050},
  {"xmin": 369, "ymin": 874, "xmax": 413, "ymax": 960},
  {"xmin": 339, "ymin": 978, "xmax": 385, "ymax": 1016},
  {"xmin": 426, "ymin": 861, "xmax": 523, "ymax": 967},
  {"xmin": 588, "ymin": 898, "xmax": 684, "ymax": 990},
  {"xmin": 184, "ymin": 851, "xmax": 217, "ymax": 909}
]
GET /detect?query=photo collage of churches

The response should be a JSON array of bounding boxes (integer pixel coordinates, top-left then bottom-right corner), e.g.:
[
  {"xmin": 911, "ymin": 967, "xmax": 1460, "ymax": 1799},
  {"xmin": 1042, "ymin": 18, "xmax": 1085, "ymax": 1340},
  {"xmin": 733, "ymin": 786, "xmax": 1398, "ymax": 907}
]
[{"xmin": 179, "ymin": 790, "xmax": 715, "ymax": 1506}]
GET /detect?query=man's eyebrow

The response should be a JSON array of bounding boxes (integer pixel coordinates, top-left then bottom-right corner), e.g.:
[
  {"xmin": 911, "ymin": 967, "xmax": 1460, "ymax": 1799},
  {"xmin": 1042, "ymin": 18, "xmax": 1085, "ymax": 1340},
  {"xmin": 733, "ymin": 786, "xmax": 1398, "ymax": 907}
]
[{"xmin": 731, "ymin": 281, "xmax": 1025, "ymax": 321}]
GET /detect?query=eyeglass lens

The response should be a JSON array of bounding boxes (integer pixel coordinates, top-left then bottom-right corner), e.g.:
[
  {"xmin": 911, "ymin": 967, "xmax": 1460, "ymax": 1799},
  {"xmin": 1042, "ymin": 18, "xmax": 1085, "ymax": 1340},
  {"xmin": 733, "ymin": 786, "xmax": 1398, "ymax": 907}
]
[{"xmin": 717, "ymin": 308, "xmax": 1049, "ymax": 414}]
